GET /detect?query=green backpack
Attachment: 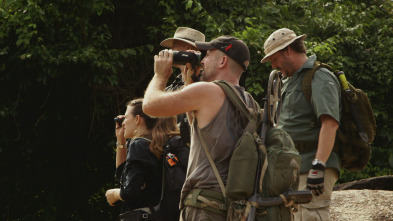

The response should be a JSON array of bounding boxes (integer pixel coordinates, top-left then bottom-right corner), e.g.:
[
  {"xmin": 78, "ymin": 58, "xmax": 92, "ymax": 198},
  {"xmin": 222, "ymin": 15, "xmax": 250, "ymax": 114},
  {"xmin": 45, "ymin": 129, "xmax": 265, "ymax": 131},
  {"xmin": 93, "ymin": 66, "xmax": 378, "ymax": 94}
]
[
  {"xmin": 302, "ymin": 61, "xmax": 377, "ymax": 171},
  {"xmin": 256, "ymin": 127, "xmax": 301, "ymax": 221},
  {"xmin": 196, "ymin": 80, "xmax": 301, "ymax": 221}
]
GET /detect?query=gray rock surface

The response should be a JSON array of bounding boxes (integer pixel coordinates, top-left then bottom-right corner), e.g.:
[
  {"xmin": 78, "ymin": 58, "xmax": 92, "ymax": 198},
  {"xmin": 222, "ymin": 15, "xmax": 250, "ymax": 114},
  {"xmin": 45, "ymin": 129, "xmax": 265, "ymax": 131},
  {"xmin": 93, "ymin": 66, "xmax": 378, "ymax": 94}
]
[
  {"xmin": 331, "ymin": 189, "xmax": 393, "ymax": 221},
  {"xmin": 330, "ymin": 176, "xmax": 393, "ymax": 221}
]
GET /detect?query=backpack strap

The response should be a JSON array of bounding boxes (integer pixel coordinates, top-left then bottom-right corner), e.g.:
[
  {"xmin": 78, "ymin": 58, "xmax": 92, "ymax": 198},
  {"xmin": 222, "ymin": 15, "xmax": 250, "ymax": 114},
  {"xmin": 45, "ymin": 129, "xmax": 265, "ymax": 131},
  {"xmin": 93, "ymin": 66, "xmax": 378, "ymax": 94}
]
[
  {"xmin": 214, "ymin": 80, "xmax": 252, "ymax": 117},
  {"xmin": 195, "ymin": 81, "xmax": 263, "ymax": 198},
  {"xmin": 214, "ymin": 80, "xmax": 260, "ymax": 133},
  {"xmin": 194, "ymin": 122, "xmax": 227, "ymax": 197},
  {"xmin": 153, "ymin": 137, "xmax": 173, "ymax": 212},
  {"xmin": 302, "ymin": 61, "xmax": 334, "ymax": 103},
  {"xmin": 194, "ymin": 81, "xmax": 257, "ymax": 198}
]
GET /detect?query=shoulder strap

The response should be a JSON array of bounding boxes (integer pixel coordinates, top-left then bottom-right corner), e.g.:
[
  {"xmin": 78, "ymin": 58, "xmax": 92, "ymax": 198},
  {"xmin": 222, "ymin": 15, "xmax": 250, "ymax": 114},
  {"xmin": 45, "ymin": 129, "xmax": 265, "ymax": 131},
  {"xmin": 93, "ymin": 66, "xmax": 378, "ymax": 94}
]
[
  {"xmin": 194, "ymin": 121, "xmax": 227, "ymax": 197},
  {"xmin": 213, "ymin": 80, "xmax": 252, "ymax": 118},
  {"xmin": 153, "ymin": 136, "xmax": 177, "ymax": 212},
  {"xmin": 214, "ymin": 80, "xmax": 260, "ymax": 133},
  {"xmin": 302, "ymin": 61, "xmax": 334, "ymax": 103},
  {"xmin": 195, "ymin": 81, "xmax": 261, "ymax": 197}
]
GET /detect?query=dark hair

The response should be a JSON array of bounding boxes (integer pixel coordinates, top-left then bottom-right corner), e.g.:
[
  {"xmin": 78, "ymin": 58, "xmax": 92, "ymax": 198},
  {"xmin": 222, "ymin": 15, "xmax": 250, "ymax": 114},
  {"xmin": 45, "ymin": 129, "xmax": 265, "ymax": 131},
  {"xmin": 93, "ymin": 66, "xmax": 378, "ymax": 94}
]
[
  {"xmin": 288, "ymin": 38, "xmax": 306, "ymax": 54},
  {"xmin": 128, "ymin": 98, "xmax": 157, "ymax": 130},
  {"xmin": 279, "ymin": 38, "xmax": 307, "ymax": 55},
  {"xmin": 127, "ymin": 98, "xmax": 179, "ymax": 159}
]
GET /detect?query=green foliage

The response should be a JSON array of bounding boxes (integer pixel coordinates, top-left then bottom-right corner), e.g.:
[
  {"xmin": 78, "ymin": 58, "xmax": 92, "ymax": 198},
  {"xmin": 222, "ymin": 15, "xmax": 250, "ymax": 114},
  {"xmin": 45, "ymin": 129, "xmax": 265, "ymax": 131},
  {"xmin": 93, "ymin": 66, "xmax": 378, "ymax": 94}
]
[{"xmin": 1, "ymin": 0, "xmax": 393, "ymax": 220}]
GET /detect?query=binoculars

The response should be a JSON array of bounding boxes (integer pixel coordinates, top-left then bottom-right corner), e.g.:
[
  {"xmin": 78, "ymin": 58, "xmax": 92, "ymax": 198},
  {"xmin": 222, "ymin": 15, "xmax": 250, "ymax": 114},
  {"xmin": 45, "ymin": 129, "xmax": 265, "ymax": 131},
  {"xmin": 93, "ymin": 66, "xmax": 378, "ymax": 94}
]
[
  {"xmin": 114, "ymin": 117, "xmax": 124, "ymax": 124},
  {"xmin": 172, "ymin": 51, "xmax": 202, "ymax": 66}
]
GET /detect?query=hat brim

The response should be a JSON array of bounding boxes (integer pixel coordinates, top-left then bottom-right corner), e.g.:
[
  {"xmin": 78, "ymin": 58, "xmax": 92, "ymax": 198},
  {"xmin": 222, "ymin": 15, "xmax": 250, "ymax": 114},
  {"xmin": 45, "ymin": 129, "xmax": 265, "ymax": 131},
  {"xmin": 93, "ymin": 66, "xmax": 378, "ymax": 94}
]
[
  {"xmin": 260, "ymin": 34, "xmax": 306, "ymax": 63},
  {"xmin": 195, "ymin": 41, "xmax": 216, "ymax": 50},
  {"xmin": 160, "ymin": 38, "xmax": 196, "ymax": 48}
]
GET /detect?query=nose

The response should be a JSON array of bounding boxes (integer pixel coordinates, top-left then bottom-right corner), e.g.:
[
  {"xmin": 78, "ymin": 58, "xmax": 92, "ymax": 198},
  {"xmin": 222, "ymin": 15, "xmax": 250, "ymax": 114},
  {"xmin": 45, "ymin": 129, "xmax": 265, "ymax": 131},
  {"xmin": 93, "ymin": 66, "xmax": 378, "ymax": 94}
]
[{"xmin": 201, "ymin": 57, "xmax": 206, "ymax": 67}]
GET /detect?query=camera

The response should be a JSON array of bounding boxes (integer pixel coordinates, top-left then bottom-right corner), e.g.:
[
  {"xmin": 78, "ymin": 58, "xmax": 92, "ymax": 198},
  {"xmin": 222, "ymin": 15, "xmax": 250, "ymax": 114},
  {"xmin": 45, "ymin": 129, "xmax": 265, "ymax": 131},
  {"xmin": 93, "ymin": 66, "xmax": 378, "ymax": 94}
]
[
  {"xmin": 172, "ymin": 51, "xmax": 202, "ymax": 66},
  {"xmin": 114, "ymin": 117, "xmax": 124, "ymax": 124}
]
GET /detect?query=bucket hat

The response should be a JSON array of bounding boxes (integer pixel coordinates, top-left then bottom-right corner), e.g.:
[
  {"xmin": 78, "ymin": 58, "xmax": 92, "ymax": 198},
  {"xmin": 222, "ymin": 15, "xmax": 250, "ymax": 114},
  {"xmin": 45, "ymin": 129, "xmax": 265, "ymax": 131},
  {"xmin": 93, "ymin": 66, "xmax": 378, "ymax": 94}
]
[
  {"xmin": 195, "ymin": 35, "xmax": 250, "ymax": 71},
  {"xmin": 160, "ymin": 27, "xmax": 205, "ymax": 48},
  {"xmin": 261, "ymin": 28, "xmax": 306, "ymax": 63}
]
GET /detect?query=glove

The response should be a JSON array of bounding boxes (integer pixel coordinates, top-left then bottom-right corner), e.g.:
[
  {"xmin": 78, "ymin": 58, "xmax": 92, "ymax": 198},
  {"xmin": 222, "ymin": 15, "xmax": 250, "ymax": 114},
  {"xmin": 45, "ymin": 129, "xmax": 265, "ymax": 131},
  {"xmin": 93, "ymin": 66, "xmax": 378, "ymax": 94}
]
[{"xmin": 306, "ymin": 161, "xmax": 326, "ymax": 196}]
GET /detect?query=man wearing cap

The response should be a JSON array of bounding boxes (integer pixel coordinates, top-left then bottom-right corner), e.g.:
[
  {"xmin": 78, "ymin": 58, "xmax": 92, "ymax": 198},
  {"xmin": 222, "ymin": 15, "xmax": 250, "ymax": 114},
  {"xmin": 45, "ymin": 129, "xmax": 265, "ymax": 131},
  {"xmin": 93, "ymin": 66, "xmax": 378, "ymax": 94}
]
[
  {"xmin": 261, "ymin": 28, "xmax": 341, "ymax": 221},
  {"xmin": 143, "ymin": 35, "xmax": 259, "ymax": 221}
]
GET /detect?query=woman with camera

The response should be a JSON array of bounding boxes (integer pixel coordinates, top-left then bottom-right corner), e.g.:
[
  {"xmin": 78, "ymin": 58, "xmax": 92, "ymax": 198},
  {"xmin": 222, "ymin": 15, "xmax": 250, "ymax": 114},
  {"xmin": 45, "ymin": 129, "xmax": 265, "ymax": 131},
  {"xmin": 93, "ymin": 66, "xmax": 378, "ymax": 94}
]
[{"xmin": 105, "ymin": 98, "xmax": 179, "ymax": 221}]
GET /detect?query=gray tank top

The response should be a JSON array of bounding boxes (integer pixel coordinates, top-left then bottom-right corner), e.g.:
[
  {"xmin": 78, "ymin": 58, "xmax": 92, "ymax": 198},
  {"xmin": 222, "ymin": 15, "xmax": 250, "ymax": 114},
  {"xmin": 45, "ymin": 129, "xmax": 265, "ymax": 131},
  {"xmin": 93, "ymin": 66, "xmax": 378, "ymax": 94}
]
[{"xmin": 180, "ymin": 86, "xmax": 259, "ymax": 204}]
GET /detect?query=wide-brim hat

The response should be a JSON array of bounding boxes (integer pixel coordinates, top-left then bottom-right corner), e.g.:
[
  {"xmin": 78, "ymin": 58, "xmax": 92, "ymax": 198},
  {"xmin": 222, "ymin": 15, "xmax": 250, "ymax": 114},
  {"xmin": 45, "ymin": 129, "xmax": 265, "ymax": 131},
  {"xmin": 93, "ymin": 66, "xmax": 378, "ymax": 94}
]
[
  {"xmin": 160, "ymin": 27, "xmax": 205, "ymax": 48},
  {"xmin": 260, "ymin": 28, "xmax": 306, "ymax": 63},
  {"xmin": 195, "ymin": 35, "xmax": 250, "ymax": 71}
]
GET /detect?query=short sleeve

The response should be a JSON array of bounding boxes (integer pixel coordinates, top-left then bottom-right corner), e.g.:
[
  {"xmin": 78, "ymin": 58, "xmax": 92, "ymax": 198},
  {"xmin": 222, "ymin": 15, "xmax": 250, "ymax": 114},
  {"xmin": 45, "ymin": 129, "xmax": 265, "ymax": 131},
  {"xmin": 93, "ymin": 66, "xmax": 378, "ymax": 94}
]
[{"xmin": 311, "ymin": 68, "xmax": 341, "ymax": 124}]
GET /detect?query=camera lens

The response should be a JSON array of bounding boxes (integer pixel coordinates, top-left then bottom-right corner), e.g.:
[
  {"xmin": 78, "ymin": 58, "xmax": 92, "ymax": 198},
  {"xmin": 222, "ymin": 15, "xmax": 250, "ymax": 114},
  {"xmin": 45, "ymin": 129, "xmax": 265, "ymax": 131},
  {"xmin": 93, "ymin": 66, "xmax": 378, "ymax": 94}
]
[
  {"xmin": 172, "ymin": 51, "xmax": 202, "ymax": 66},
  {"xmin": 114, "ymin": 117, "xmax": 124, "ymax": 124}
]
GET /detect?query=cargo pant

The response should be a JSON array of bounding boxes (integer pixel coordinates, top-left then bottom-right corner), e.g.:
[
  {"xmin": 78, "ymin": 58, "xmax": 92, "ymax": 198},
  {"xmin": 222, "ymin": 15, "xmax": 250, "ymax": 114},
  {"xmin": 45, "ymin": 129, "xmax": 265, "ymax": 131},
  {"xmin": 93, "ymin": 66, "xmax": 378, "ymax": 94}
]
[{"xmin": 294, "ymin": 168, "xmax": 339, "ymax": 221}]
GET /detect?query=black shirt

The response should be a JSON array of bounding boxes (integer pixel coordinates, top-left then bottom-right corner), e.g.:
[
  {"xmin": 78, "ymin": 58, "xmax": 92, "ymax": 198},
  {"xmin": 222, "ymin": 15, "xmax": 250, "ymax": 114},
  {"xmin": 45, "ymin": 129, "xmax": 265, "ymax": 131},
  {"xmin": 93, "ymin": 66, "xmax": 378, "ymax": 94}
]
[{"xmin": 115, "ymin": 138, "xmax": 162, "ymax": 214}]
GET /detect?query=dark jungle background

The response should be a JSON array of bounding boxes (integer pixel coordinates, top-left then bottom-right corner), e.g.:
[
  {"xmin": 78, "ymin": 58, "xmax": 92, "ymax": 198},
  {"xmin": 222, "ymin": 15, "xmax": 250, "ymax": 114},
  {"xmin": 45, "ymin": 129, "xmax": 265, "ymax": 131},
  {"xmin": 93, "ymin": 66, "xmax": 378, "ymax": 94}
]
[{"xmin": 1, "ymin": 0, "xmax": 392, "ymax": 220}]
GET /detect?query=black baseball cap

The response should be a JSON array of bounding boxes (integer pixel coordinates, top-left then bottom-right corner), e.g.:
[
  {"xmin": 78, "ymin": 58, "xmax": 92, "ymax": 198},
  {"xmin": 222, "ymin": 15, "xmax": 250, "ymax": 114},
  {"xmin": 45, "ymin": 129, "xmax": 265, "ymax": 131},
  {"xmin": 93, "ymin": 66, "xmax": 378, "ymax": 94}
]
[{"xmin": 195, "ymin": 35, "xmax": 250, "ymax": 71}]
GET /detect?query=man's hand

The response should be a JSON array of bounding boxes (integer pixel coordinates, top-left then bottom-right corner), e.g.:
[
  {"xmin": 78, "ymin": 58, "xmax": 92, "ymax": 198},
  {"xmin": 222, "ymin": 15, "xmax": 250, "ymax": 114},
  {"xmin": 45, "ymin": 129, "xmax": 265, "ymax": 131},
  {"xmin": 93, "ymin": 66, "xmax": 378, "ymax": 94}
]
[
  {"xmin": 306, "ymin": 162, "xmax": 326, "ymax": 196},
  {"xmin": 105, "ymin": 188, "xmax": 121, "ymax": 206},
  {"xmin": 184, "ymin": 50, "xmax": 202, "ymax": 86},
  {"xmin": 184, "ymin": 63, "xmax": 202, "ymax": 86},
  {"xmin": 154, "ymin": 49, "xmax": 174, "ymax": 81}
]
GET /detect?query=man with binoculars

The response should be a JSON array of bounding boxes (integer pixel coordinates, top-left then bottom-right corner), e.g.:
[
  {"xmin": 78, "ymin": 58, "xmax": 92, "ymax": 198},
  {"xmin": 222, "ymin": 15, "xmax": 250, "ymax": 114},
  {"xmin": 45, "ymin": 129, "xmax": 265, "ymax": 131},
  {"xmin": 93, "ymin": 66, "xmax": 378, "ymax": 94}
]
[
  {"xmin": 161, "ymin": 27, "xmax": 205, "ymax": 147},
  {"xmin": 143, "ymin": 35, "xmax": 258, "ymax": 221}
]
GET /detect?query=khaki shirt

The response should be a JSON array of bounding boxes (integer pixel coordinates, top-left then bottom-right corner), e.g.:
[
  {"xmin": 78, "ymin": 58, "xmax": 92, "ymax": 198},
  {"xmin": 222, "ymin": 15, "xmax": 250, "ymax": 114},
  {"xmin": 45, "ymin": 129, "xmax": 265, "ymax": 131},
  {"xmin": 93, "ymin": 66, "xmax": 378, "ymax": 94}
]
[{"xmin": 278, "ymin": 55, "xmax": 341, "ymax": 174}]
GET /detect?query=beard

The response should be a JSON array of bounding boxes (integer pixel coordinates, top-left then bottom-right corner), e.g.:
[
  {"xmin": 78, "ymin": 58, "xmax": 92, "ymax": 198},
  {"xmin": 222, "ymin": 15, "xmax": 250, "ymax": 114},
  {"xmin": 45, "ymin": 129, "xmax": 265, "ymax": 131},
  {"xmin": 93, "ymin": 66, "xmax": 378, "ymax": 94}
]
[{"xmin": 199, "ymin": 69, "xmax": 208, "ymax": 81}]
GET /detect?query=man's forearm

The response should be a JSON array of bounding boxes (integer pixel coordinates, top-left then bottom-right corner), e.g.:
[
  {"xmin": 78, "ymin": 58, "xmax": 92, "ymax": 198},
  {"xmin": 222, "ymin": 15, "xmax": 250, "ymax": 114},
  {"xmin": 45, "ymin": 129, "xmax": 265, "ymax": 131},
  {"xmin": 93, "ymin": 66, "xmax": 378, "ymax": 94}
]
[
  {"xmin": 315, "ymin": 116, "xmax": 339, "ymax": 163},
  {"xmin": 316, "ymin": 126, "xmax": 336, "ymax": 163},
  {"xmin": 145, "ymin": 75, "xmax": 167, "ymax": 97},
  {"xmin": 143, "ymin": 75, "xmax": 169, "ymax": 115}
]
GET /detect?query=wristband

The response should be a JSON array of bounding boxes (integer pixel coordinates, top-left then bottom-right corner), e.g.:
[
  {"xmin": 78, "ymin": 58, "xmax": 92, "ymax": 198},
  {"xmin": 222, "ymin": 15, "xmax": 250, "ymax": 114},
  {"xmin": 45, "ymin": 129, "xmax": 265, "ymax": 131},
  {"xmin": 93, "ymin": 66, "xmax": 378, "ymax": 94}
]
[
  {"xmin": 116, "ymin": 143, "xmax": 125, "ymax": 149},
  {"xmin": 312, "ymin": 159, "xmax": 326, "ymax": 170}
]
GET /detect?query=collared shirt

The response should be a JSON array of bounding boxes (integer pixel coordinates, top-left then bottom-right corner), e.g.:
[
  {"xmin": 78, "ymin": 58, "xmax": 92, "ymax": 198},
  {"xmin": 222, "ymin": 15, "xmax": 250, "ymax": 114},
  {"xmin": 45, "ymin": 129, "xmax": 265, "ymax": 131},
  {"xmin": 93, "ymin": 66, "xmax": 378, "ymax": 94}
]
[{"xmin": 277, "ymin": 55, "xmax": 341, "ymax": 174}]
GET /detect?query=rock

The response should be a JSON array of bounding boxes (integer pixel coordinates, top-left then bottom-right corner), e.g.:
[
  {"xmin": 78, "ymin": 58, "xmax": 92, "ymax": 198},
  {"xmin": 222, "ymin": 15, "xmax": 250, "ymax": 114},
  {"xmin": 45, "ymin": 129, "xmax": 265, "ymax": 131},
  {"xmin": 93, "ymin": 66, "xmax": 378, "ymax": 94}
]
[
  {"xmin": 331, "ymin": 189, "xmax": 393, "ymax": 221},
  {"xmin": 334, "ymin": 175, "xmax": 393, "ymax": 191},
  {"xmin": 330, "ymin": 176, "xmax": 393, "ymax": 220}
]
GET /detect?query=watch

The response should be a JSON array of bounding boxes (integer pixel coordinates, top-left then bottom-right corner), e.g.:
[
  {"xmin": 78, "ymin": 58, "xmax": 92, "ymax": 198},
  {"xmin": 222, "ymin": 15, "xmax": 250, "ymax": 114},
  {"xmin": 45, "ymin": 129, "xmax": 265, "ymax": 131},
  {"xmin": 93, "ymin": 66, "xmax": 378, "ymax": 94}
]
[
  {"xmin": 116, "ymin": 143, "xmax": 125, "ymax": 149},
  {"xmin": 312, "ymin": 159, "xmax": 326, "ymax": 168}
]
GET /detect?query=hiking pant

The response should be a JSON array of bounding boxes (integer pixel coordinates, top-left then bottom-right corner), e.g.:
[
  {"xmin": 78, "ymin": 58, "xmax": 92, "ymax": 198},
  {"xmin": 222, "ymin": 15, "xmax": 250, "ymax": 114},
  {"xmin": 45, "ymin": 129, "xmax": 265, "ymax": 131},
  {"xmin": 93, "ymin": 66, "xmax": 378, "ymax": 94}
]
[
  {"xmin": 294, "ymin": 168, "xmax": 339, "ymax": 221},
  {"xmin": 180, "ymin": 206, "xmax": 226, "ymax": 221}
]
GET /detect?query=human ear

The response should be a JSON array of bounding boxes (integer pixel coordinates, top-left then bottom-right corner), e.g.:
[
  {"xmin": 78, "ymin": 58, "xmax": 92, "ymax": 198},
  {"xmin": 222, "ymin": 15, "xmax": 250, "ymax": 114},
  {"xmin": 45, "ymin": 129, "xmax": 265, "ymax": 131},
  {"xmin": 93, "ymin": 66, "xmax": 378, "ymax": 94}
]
[
  {"xmin": 135, "ymin": 115, "xmax": 141, "ymax": 125},
  {"xmin": 219, "ymin": 55, "xmax": 227, "ymax": 68}
]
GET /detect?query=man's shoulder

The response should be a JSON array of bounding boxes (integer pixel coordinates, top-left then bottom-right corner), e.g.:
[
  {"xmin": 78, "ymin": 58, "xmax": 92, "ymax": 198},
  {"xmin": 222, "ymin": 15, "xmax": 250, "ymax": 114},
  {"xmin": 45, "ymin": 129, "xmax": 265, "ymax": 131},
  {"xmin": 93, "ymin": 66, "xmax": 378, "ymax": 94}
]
[
  {"xmin": 312, "ymin": 67, "xmax": 339, "ymax": 85},
  {"xmin": 187, "ymin": 81, "xmax": 225, "ymax": 96},
  {"xmin": 186, "ymin": 81, "xmax": 221, "ymax": 89}
]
